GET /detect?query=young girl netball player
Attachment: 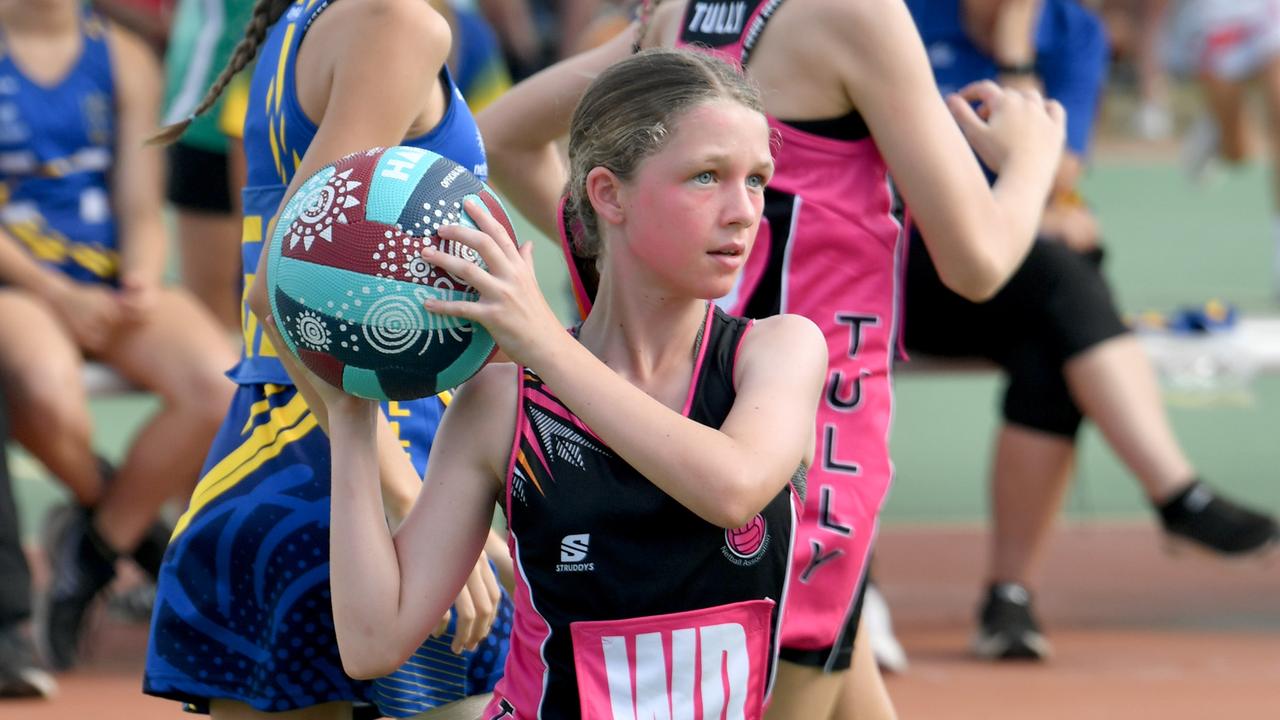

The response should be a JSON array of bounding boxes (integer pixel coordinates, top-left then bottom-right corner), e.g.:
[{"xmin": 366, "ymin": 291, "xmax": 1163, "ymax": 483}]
[
  {"xmin": 143, "ymin": 1, "xmax": 510, "ymax": 717},
  {"xmin": 317, "ymin": 48, "xmax": 825, "ymax": 720},
  {"xmin": 477, "ymin": 1, "xmax": 1065, "ymax": 716},
  {"xmin": 0, "ymin": 0, "xmax": 236, "ymax": 670}
]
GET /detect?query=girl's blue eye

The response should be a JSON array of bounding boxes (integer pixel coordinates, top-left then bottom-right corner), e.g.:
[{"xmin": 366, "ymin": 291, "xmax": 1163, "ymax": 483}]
[
  {"xmin": 694, "ymin": 171, "xmax": 715, "ymax": 184},
  {"xmin": 747, "ymin": 174, "xmax": 765, "ymax": 188}
]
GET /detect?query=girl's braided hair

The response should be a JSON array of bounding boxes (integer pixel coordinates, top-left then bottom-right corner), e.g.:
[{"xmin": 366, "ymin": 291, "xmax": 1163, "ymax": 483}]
[{"xmin": 148, "ymin": 0, "xmax": 294, "ymax": 145}]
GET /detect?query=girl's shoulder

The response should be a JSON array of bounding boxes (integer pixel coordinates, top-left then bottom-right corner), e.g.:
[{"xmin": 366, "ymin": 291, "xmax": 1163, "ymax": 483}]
[
  {"xmin": 451, "ymin": 361, "xmax": 523, "ymax": 479},
  {"xmin": 734, "ymin": 313, "xmax": 824, "ymax": 375},
  {"xmin": 743, "ymin": 313, "xmax": 823, "ymax": 350},
  {"xmin": 103, "ymin": 20, "xmax": 161, "ymax": 100},
  {"xmin": 309, "ymin": 0, "xmax": 451, "ymax": 49},
  {"xmin": 103, "ymin": 18, "xmax": 157, "ymax": 66},
  {"xmin": 462, "ymin": 361, "xmax": 522, "ymax": 404}
]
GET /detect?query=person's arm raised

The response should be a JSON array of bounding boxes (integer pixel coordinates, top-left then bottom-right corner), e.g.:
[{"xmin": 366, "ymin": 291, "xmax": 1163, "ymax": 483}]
[
  {"xmin": 829, "ymin": 0, "xmax": 1064, "ymax": 301},
  {"xmin": 326, "ymin": 363, "xmax": 513, "ymax": 679},
  {"xmin": 476, "ymin": 25, "xmax": 636, "ymax": 238}
]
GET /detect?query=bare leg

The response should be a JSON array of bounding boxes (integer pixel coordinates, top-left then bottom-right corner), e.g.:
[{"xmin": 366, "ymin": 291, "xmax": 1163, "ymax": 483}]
[
  {"xmin": 228, "ymin": 138, "xmax": 247, "ymax": 220},
  {"xmin": 176, "ymin": 209, "xmax": 243, "ymax": 335},
  {"xmin": 1200, "ymin": 72, "xmax": 1250, "ymax": 164},
  {"xmin": 91, "ymin": 288, "xmax": 236, "ymax": 552},
  {"xmin": 988, "ymin": 424, "xmax": 1076, "ymax": 585},
  {"xmin": 1063, "ymin": 335, "xmax": 1194, "ymax": 503},
  {"xmin": 1133, "ymin": 0, "xmax": 1173, "ymax": 140},
  {"xmin": 832, "ymin": 618, "xmax": 897, "ymax": 720},
  {"xmin": 0, "ymin": 290, "xmax": 102, "ymax": 505},
  {"xmin": 1137, "ymin": 0, "xmax": 1171, "ymax": 108},
  {"xmin": 766, "ymin": 663, "xmax": 844, "ymax": 720}
]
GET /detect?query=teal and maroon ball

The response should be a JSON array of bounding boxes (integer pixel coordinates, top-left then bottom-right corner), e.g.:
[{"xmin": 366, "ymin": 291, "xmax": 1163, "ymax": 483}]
[{"xmin": 267, "ymin": 146, "xmax": 519, "ymax": 401}]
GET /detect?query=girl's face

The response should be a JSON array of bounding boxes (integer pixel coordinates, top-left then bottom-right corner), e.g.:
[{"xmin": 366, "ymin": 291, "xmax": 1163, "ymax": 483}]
[{"xmin": 613, "ymin": 99, "xmax": 773, "ymax": 300}]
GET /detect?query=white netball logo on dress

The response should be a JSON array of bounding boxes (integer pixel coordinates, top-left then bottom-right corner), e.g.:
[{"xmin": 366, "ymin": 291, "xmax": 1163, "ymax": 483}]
[{"xmin": 723, "ymin": 514, "xmax": 769, "ymax": 566}]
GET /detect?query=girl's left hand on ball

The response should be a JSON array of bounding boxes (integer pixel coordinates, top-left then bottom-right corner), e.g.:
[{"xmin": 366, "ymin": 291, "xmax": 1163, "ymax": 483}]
[
  {"xmin": 263, "ymin": 314, "xmax": 376, "ymax": 419},
  {"xmin": 424, "ymin": 200, "xmax": 564, "ymax": 367}
]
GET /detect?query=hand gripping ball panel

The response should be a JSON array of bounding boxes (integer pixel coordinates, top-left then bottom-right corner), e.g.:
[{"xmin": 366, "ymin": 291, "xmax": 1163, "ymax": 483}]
[{"xmin": 267, "ymin": 146, "xmax": 520, "ymax": 401}]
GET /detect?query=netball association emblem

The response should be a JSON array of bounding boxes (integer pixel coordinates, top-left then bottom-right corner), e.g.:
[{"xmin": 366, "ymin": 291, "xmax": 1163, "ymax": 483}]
[{"xmin": 723, "ymin": 514, "xmax": 770, "ymax": 566}]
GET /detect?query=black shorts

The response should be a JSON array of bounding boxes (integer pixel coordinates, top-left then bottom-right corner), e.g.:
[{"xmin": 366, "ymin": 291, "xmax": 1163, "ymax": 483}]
[
  {"xmin": 778, "ymin": 575, "xmax": 868, "ymax": 672},
  {"xmin": 166, "ymin": 142, "xmax": 233, "ymax": 214},
  {"xmin": 904, "ymin": 231, "xmax": 1130, "ymax": 437}
]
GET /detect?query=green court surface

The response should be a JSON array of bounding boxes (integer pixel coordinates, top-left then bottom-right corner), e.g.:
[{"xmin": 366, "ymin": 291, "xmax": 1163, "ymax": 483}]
[{"xmin": 11, "ymin": 158, "xmax": 1280, "ymax": 537}]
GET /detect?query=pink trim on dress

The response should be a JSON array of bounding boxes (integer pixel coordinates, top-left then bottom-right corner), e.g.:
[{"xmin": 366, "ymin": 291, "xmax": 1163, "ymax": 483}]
[
  {"xmin": 504, "ymin": 366, "xmax": 527, "ymax": 527},
  {"xmin": 680, "ymin": 304, "xmax": 717, "ymax": 417},
  {"xmin": 525, "ymin": 384, "xmax": 607, "ymax": 444},
  {"xmin": 557, "ymin": 195, "xmax": 594, "ymax": 318},
  {"xmin": 895, "ymin": 208, "xmax": 912, "ymax": 362},
  {"xmin": 485, "ymin": 531, "xmax": 554, "ymax": 719}
]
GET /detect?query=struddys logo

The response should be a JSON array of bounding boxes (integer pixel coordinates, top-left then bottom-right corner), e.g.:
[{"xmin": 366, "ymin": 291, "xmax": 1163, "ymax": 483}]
[{"xmin": 722, "ymin": 514, "xmax": 770, "ymax": 566}]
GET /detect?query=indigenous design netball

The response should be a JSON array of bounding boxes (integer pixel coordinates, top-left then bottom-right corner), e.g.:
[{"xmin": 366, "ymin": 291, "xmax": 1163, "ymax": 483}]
[{"xmin": 267, "ymin": 146, "xmax": 518, "ymax": 400}]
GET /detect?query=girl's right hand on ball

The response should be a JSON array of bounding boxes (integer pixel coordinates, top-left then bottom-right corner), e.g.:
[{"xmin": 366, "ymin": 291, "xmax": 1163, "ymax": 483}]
[{"xmin": 423, "ymin": 200, "xmax": 565, "ymax": 369}]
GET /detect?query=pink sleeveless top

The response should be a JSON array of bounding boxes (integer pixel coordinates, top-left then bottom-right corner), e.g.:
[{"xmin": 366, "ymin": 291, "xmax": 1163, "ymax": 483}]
[{"xmin": 677, "ymin": 0, "xmax": 907, "ymax": 658}]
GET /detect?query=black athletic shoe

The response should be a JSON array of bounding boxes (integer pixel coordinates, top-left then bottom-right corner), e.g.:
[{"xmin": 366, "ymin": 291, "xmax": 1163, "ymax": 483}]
[
  {"xmin": 40, "ymin": 506, "xmax": 117, "ymax": 671},
  {"xmin": 971, "ymin": 583, "xmax": 1052, "ymax": 661},
  {"xmin": 106, "ymin": 581, "xmax": 156, "ymax": 624},
  {"xmin": 0, "ymin": 623, "xmax": 57, "ymax": 699},
  {"xmin": 129, "ymin": 518, "xmax": 173, "ymax": 580},
  {"xmin": 94, "ymin": 455, "xmax": 173, "ymax": 578},
  {"xmin": 1159, "ymin": 481, "xmax": 1280, "ymax": 556}
]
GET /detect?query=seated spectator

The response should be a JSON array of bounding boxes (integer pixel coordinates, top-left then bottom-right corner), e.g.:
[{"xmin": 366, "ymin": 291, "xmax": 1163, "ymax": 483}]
[
  {"xmin": 0, "ymin": 0, "xmax": 236, "ymax": 670},
  {"xmin": 900, "ymin": 0, "xmax": 1279, "ymax": 662}
]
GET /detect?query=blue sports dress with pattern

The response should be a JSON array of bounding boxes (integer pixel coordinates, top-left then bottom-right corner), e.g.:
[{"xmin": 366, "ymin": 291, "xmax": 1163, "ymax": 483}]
[
  {"xmin": 143, "ymin": 1, "xmax": 510, "ymax": 715},
  {"xmin": 0, "ymin": 12, "xmax": 119, "ymax": 285}
]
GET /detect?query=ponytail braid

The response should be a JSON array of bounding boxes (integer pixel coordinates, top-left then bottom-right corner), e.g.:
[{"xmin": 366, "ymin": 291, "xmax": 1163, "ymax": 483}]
[{"xmin": 148, "ymin": 0, "xmax": 294, "ymax": 145}]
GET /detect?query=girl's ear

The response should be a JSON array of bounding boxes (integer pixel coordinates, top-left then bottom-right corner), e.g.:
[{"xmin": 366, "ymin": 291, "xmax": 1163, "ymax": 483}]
[{"xmin": 585, "ymin": 166, "xmax": 626, "ymax": 227}]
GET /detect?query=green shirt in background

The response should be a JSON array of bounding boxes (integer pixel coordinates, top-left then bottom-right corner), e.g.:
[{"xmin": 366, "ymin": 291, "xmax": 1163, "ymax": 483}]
[{"xmin": 162, "ymin": 0, "xmax": 255, "ymax": 152}]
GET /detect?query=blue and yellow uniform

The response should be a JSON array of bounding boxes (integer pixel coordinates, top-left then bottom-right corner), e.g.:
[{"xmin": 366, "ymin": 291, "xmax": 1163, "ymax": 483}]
[
  {"xmin": 143, "ymin": 1, "xmax": 509, "ymax": 715},
  {"xmin": 443, "ymin": 0, "xmax": 511, "ymax": 111},
  {"xmin": 0, "ymin": 12, "xmax": 120, "ymax": 284}
]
